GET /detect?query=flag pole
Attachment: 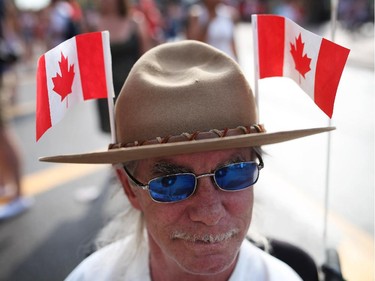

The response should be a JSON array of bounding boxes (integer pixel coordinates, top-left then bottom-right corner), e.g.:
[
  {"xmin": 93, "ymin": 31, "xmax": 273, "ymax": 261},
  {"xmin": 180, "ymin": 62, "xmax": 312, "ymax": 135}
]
[
  {"xmin": 251, "ymin": 14, "xmax": 260, "ymax": 119},
  {"xmin": 102, "ymin": 31, "xmax": 117, "ymax": 143},
  {"xmin": 107, "ymin": 91, "xmax": 116, "ymax": 143},
  {"xmin": 323, "ymin": 0, "xmax": 339, "ymax": 253}
]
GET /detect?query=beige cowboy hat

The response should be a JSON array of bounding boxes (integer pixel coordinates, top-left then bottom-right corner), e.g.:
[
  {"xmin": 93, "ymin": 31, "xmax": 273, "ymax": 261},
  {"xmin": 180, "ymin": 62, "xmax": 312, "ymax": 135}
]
[{"xmin": 39, "ymin": 40, "xmax": 334, "ymax": 164}]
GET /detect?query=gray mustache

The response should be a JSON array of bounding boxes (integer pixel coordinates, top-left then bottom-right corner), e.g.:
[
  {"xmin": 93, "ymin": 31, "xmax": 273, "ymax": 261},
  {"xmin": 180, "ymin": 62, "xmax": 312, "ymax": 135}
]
[{"xmin": 171, "ymin": 229, "xmax": 239, "ymax": 243}]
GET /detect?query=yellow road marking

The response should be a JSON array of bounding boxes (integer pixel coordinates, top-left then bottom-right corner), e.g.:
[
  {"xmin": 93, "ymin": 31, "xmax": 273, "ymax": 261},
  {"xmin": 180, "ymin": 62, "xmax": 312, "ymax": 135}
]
[
  {"xmin": 290, "ymin": 184, "xmax": 374, "ymax": 281},
  {"xmin": 22, "ymin": 164, "xmax": 108, "ymax": 196},
  {"xmin": 5, "ymin": 101, "xmax": 36, "ymax": 119},
  {"xmin": 331, "ymin": 212, "xmax": 374, "ymax": 281},
  {"xmin": 297, "ymin": 192, "xmax": 374, "ymax": 281},
  {"xmin": 259, "ymin": 171, "xmax": 374, "ymax": 281}
]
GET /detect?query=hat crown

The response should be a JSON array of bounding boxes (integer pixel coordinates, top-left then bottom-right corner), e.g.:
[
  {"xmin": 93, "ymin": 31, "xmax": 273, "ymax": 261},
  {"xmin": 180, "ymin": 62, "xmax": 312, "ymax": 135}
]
[{"xmin": 115, "ymin": 40, "xmax": 257, "ymax": 144}]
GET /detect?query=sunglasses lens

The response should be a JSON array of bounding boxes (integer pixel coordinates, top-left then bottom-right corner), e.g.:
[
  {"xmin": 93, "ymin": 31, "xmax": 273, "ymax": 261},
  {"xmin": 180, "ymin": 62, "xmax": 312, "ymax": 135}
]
[
  {"xmin": 149, "ymin": 174, "xmax": 196, "ymax": 203},
  {"xmin": 215, "ymin": 162, "xmax": 259, "ymax": 191}
]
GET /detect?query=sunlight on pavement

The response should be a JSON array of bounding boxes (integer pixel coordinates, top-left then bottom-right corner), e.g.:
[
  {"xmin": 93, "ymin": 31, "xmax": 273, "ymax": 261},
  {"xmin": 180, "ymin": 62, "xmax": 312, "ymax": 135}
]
[
  {"xmin": 22, "ymin": 163, "xmax": 107, "ymax": 196},
  {"xmin": 334, "ymin": 213, "xmax": 374, "ymax": 281}
]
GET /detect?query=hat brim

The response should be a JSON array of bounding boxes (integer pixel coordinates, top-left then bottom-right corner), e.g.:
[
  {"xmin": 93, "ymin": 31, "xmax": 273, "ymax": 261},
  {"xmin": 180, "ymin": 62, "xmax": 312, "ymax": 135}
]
[{"xmin": 39, "ymin": 127, "xmax": 334, "ymax": 164}]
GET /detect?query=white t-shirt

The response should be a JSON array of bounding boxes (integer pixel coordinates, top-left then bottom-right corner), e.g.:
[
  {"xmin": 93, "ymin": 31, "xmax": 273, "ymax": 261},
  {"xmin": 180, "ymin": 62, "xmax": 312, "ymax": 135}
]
[
  {"xmin": 197, "ymin": 4, "xmax": 236, "ymax": 60},
  {"xmin": 65, "ymin": 236, "xmax": 302, "ymax": 281}
]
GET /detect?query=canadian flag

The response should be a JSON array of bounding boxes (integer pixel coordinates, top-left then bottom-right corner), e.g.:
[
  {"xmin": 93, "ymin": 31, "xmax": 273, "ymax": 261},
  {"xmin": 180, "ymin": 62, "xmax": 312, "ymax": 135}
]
[
  {"xmin": 252, "ymin": 14, "xmax": 350, "ymax": 118},
  {"xmin": 36, "ymin": 31, "xmax": 113, "ymax": 140}
]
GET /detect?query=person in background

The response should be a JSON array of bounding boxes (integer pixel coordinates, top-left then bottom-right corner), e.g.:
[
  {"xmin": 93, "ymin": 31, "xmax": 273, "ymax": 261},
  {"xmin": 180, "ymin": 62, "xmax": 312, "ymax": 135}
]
[
  {"xmin": 66, "ymin": 0, "xmax": 84, "ymax": 36},
  {"xmin": 272, "ymin": 0, "xmax": 304, "ymax": 25},
  {"xmin": 45, "ymin": 0, "xmax": 82, "ymax": 49},
  {"xmin": 0, "ymin": 0, "xmax": 33, "ymax": 220},
  {"xmin": 38, "ymin": 40, "xmax": 333, "ymax": 280},
  {"xmin": 186, "ymin": 0, "xmax": 239, "ymax": 61},
  {"xmin": 93, "ymin": 0, "xmax": 153, "ymax": 134},
  {"xmin": 135, "ymin": 0, "xmax": 165, "ymax": 45}
]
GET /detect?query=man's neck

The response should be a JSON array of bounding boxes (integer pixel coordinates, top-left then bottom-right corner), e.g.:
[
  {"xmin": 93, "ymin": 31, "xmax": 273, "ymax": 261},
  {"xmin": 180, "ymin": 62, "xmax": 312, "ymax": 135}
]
[{"xmin": 150, "ymin": 261, "xmax": 236, "ymax": 281}]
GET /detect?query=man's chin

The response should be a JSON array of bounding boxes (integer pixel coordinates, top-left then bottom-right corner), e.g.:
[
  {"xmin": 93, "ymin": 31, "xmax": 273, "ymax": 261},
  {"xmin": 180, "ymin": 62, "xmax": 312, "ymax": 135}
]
[{"xmin": 174, "ymin": 243, "xmax": 240, "ymax": 277}]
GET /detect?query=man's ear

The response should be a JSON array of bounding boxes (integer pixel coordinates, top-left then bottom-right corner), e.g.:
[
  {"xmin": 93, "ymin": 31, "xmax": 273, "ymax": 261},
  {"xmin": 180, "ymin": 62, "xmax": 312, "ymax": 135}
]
[{"xmin": 113, "ymin": 164, "xmax": 142, "ymax": 210}]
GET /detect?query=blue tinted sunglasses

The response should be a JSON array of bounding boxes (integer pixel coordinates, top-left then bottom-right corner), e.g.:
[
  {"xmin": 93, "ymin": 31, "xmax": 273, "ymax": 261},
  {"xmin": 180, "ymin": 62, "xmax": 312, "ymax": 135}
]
[{"xmin": 123, "ymin": 152, "xmax": 264, "ymax": 203}]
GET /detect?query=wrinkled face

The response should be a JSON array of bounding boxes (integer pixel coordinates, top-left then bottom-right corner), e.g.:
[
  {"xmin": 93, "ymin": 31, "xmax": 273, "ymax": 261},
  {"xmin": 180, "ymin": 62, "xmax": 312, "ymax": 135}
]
[{"xmin": 124, "ymin": 148, "xmax": 254, "ymax": 278}]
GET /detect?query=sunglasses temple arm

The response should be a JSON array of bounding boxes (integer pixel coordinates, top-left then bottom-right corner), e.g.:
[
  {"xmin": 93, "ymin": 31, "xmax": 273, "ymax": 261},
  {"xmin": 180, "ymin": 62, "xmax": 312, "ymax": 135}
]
[
  {"xmin": 123, "ymin": 166, "xmax": 149, "ymax": 190},
  {"xmin": 255, "ymin": 151, "xmax": 264, "ymax": 170}
]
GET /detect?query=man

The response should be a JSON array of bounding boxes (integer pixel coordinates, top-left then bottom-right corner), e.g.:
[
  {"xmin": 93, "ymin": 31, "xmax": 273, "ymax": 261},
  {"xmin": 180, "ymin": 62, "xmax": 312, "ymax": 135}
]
[{"xmin": 41, "ymin": 40, "xmax": 333, "ymax": 280}]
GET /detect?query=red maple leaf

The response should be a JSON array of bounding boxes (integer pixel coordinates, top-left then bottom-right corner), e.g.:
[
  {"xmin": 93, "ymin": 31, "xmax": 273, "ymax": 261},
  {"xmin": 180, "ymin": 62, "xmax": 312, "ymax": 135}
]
[
  {"xmin": 52, "ymin": 52, "xmax": 75, "ymax": 101},
  {"xmin": 290, "ymin": 33, "xmax": 311, "ymax": 79}
]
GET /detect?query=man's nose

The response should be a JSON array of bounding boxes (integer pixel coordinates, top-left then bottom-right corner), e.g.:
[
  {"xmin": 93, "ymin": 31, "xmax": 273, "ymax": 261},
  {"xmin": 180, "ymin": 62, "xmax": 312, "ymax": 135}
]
[{"xmin": 187, "ymin": 176, "xmax": 226, "ymax": 226}]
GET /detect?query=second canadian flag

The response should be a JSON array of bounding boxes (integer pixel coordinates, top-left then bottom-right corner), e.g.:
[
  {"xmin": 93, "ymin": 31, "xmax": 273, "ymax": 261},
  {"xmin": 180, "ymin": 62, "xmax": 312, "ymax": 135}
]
[
  {"xmin": 36, "ymin": 31, "xmax": 113, "ymax": 141},
  {"xmin": 253, "ymin": 14, "xmax": 350, "ymax": 118}
]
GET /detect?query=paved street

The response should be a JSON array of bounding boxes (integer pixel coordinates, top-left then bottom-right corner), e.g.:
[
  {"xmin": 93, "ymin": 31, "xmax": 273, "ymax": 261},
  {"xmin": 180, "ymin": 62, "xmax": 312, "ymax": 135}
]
[{"xmin": 0, "ymin": 22, "xmax": 373, "ymax": 281}]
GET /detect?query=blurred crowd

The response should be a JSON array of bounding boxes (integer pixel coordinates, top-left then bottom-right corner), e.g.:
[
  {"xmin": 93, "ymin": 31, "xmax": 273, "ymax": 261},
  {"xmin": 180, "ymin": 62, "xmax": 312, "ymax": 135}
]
[{"xmin": 1, "ymin": 0, "xmax": 373, "ymax": 64}]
